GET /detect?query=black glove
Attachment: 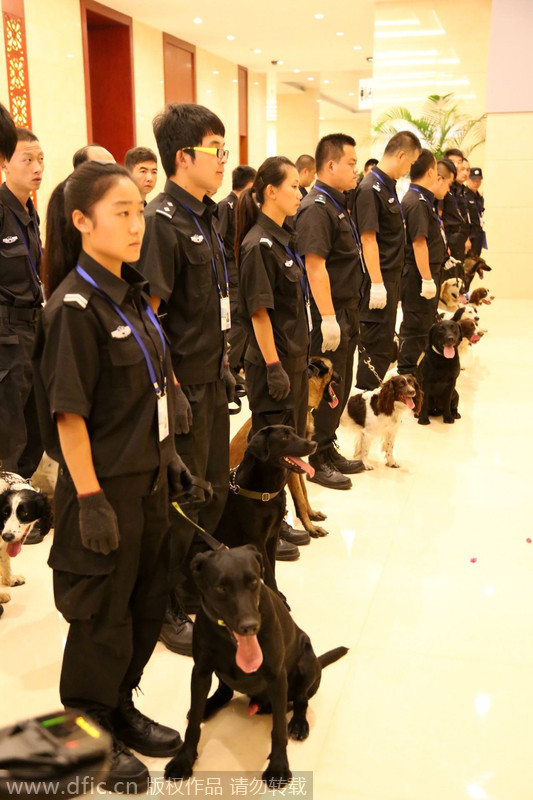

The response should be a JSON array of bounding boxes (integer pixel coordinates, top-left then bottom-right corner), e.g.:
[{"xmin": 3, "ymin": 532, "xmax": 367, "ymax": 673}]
[
  {"xmin": 266, "ymin": 361, "xmax": 291, "ymax": 402},
  {"xmin": 168, "ymin": 453, "xmax": 193, "ymax": 501},
  {"xmin": 179, "ymin": 475, "xmax": 213, "ymax": 511},
  {"xmin": 78, "ymin": 490, "xmax": 120, "ymax": 556},
  {"xmin": 223, "ymin": 363, "xmax": 236, "ymax": 403},
  {"xmin": 174, "ymin": 383, "xmax": 192, "ymax": 435}
]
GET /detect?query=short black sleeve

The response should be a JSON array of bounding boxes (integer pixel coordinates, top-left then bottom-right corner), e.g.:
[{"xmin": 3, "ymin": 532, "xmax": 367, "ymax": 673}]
[
  {"xmin": 138, "ymin": 213, "xmax": 180, "ymax": 302},
  {"xmin": 239, "ymin": 244, "xmax": 275, "ymax": 317},
  {"xmin": 354, "ymin": 182, "xmax": 380, "ymax": 235},
  {"xmin": 404, "ymin": 196, "xmax": 429, "ymax": 242},
  {"xmin": 295, "ymin": 202, "xmax": 334, "ymax": 259}
]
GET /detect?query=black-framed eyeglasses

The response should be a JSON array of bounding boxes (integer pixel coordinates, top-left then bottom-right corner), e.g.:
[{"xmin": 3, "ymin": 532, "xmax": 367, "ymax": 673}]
[{"xmin": 183, "ymin": 146, "xmax": 229, "ymax": 163}]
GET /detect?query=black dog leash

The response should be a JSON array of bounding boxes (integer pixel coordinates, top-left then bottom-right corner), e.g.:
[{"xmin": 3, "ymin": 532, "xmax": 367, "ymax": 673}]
[{"xmin": 171, "ymin": 499, "xmax": 226, "ymax": 551}]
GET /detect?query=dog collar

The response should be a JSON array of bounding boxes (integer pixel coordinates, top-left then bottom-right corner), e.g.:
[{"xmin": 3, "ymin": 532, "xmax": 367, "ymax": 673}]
[
  {"xmin": 217, "ymin": 618, "xmax": 225, "ymax": 627},
  {"xmin": 431, "ymin": 344, "xmax": 442, "ymax": 355},
  {"xmin": 229, "ymin": 468, "xmax": 283, "ymax": 503}
]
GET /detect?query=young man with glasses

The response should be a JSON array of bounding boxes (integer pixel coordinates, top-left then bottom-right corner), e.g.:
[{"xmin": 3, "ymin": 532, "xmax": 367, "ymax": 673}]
[{"xmin": 138, "ymin": 103, "xmax": 233, "ymax": 656}]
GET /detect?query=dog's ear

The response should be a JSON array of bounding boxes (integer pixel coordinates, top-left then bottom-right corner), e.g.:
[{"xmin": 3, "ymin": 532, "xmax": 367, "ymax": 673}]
[
  {"xmin": 37, "ymin": 493, "xmax": 53, "ymax": 537},
  {"xmin": 412, "ymin": 378, "xmax": 424, "ymax": 415},
  {"xmin": 377, "ymin": 379, "xmax": 395, "ymax": 416},
  {"xmin": 454, "ymin": 321, "xmax": 463, "ymax": 343},
  {"xmin": 308, "ymin": 356, "xmax": 329, "ymax": 378},
  {"xmin": 191, "ymin": 550, "xmax": 217, "ymax": 587},
  {"xmin": 242, "ymin": 544, "xmax": 264, "ymax": 578},
  {"xmin": 245, "ymin": 428, "xmax": 270, "ymax": 462}
]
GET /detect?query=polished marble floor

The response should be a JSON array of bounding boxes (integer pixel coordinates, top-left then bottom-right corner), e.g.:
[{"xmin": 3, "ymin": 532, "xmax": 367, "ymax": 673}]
[{"xmin": 1, "ymin": 299, "xmax": 532, "ymax": 800}]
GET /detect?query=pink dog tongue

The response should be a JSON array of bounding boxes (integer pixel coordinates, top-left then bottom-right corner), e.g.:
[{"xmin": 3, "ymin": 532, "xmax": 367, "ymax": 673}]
[
  {"xmin": 403, "ymin": 396, "xmax": 415, "ymax": 410},
  {"xmin": 233, "ymin": 633, "xmax": 263, "ymax": 673},
  {"xmin": 328, "ymin": 386, "xmax": 339, "ymax": 409},
  {"xmin": 443, "ymin": 345, "xmax": 455, "ymax": 359},
  {"xmin": 7, "ymin": 541, "xmax": 22, "ymax": 558},
  {"xmin": 287, "ymin": 457, "xmax": 315, "ymax": 478}
]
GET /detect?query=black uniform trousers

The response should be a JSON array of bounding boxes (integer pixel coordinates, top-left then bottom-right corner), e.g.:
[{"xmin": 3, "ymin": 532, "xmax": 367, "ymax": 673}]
[
  {"xmin": 168, "ymin": 379, "xmax": 229, "ymax": 606},
  {"xmin": 398, "ymin": 266, "xmax": 441, "ymax": 375},
  {"xmin": 227, "ymin": 288, "xmax": 248, "ymax": 372},
  {"xmin": 356, "ymin": 275, "xmax": 401, "ymax": 390},
  {"xmin": 311, "ymin": 306, "xmax": 359, "ymax": 452},
  {"xmin": 0, "ymin": 308, "xmax": 43, "ymax": 478},
  {"xmin": 52, "ymin": 470, "xmax": 170, "ymax": 713}
]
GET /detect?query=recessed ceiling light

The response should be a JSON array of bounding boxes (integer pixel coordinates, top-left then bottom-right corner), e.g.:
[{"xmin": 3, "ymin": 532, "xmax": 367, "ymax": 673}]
[
  {"xmin": 307, "ymin": 76, "xmax": 314, "ymax": 81},
  {"xmin": 348, "ymin": 92, "xmax": 354, "ymax": 96},
  {"xmin": 253, "ymin": 48, "xmax": 262, "ymax": 53},
  {"xmin": 320, "ymin": 116, "xmax": 325, "ymax": 120},
  {"xmin": 206, "ymin": 89, "xmax": 212, "ymax": 93},
  {"xmin": 323, "ymin": 79, "xmax": 330, "ymax": 84},
  {"xmin": 336, "ymin": 31, "xmax": 344, "ymax": 36},
  {"xmin": 316, "ymin": 99, "xmax": 321, "ymax": 103},
  {"xmin": 353, "ymin": 45, "xmax": 361, "ymax": 50},
  {"xmin": 254, "ymin": 81, "xmax": 259, "ymax": 85},
  {"xmin": 193, "ymin": 17, "xmax": 202, "ymax": 24},
  {"xmin": 213, "ymin": 70, "xmax": 219, "ymax": 75},
  {"xmin": 293, "ymin": 69, "xmax": 300, "ymax": 73},
  {"xmin": 232, "ymin": 79, "xmax": 238, "ymax": 83},
  {"xmin": 227, "ymin": 35, "xmax": 235, "ymax": 40},
  {"xmin": 367, "ymin": 56, "xmax": 374, "ymax": 62},
  {"xmin": 314, "ymin": 13, "xmax": 324, "ymax": 19}
]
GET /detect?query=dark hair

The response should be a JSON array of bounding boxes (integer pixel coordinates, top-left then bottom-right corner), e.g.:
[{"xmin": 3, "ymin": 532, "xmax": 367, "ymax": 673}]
[
  {"xmin": 234, "ymin": 156, "xmax": 294, "ymax": 259},
  {"xmin": 232, "ymin": 165, "xmax": 256, "ymax": 191},
  {"xmin": 14, "ymin": 127, "xmax": 38, "ymax": 146},
  {"xmin": 383, "ymin": 131, "xmax": 421, "ymax": 156},
  {"xmin": 125, "ymin": 146, "xmax": 157, "ymax": 170},
  {"xmin": 443, "ymin": 147, "xmax": 464, "ymax": 160},
  {"xmin": 153, "ymin": 103, "xmax": 225, "ymax": 178},
  {"xmin": 364, "ymin": 157, "xmax": 379, "ymax": 171},
  {"xmin": 0, "ymin": 102, "xmax": 17, "ymax": 161},
  {"xmin": 72, "ymin": 143, "xmax": 104, "ymax": 168},
  {"xmin": 315, "ymin": 133, "xmax": 356, "ymax": 173},
  {"xmin": 42, "ymin": 162, "xmax": 134, "ymax": 298},
  {"xmin": 410, "ymin": 148, "xmax": 436, "ymax": 181},
  {"xmin": 438, "ymin": 158, "xmax": 457, "ymax": 178},
  {"xmin": 295, "ymin": 154, "xmax": 315, "ymax": 172}
]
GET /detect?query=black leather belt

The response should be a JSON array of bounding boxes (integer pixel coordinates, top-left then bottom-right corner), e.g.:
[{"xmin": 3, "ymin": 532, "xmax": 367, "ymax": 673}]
[{"xmin": 0, "ymin": 306, "xmax": 41, "ymax": 322}]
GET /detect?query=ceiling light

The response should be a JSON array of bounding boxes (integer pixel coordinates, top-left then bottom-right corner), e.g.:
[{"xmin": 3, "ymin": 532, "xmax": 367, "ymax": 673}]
[
  {"xmin": 348, "ymin": 92, "xmax": 354, "ymax": 96},
  {"xmin": 353, "ymin": 45, "xmax": 361, "ymax": 50},
  {"xmin": 374, "ymin": 49, "xmax": 438, "ymax": 59},
  {"xmin": 323, "ymin": 79, "xmax": 330, "ymax": 84},
  {"xmin": 367, "ymin": 56, "xmax": 374, "ymax": 62},
  {"xmin": 227, "ymin": 35, "xmax": 235, "ymax": 40},
  {"xmin": 316, "ymin": 99, "xmax": 321, "ymax": 103},
  {"xmin": 320, "ymin": 116, "xmax": 325, "ymax": 120},
  {"xmin": 193, "ymin": 17, "xmax": 202, "ymax": 24},
  {"xmin": 293, "ymin": 69, "xmax": 300, "ymax": 73},
  {"xmin": 307, "ymin": 76, "xmax": 315, "ymax": 81},
  {"xmin": 375, "ymin": 28, "xmax": 445, "ymax": 38},
  {"xmin": 253, "ymin": 48, "xmax": 262, "ymax": 53},
  {"xmin": 336, "ymin": 31, "xmax": 344, "ymax": 36},
  {"xmin": 254, "ymin": 81, "xmax": 259, "ymax": 85},
  {"xmin": 314, "ymin": 13, "xmax": 324, "ymax": 19},
  {"xmin": 213, "ymin": 70, "xmax": 219, "ymax": 75}
]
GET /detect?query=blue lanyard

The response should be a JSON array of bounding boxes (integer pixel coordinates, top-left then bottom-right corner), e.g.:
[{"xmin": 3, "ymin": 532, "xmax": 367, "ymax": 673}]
[
  {"xmin": 10, "ymin": 211, "xmax": 44, "ymax": 300},
  {"xmin": 76, "ymin": 265, "xmax": 167, "ymax": 398},
  {"xmin": 178, "ymin": 202, "xmax": 230, "ymax": 298},
  {"xmin": 284, "ymin": 245, "xmax": 310, "ymax": 306},
  {"xmin": 370, "ymin": 170, "xmax": 404, "ymax": 220},
  {"xmin": 314, "ymin": 186, "xmax": 363, "ymax": 249}
]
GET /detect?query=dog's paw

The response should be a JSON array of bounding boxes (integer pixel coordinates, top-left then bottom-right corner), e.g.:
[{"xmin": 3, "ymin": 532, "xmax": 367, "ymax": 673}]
[
  {"xmin": 165, "ymin": 748, "xmax": 195, "ymax": 781},
  {"xmin": 453, "ymin": 411, "xmax": 461, "ymax": 419},
  {"xmin": 0, "ymin": 591, "xmax": 10, "ymax": 603},
  {"xmin": 288, "ymin": 715, "xmax": 310, "ymax": 741},
  {"xmin": 363, "ymin": 463, "xmax": 374, "ymax": 470},
  {"xmin": 308, "ymin": 510, "xmax": 327, "ymax": 521},
  {"xmin": 7, "ymin": 574, "xmax": 25, "ymax": 587},
  {"xmin": 418, "ymin": 417, "xmax": 430, "ymax": 426},
  {"xmin": 386, "ymin": 462, "xmax": 400, "ymax": 469},
  {"xmin": 262, "ymin": 761, "xmax": 292, "ymax": 788},
  {"xmin": 443, "ymin": 416, "xmax": 455, "ymax": 424},
  {"xmin": 309, "ymin": 525, "xmax": 328, "ymax": 538}
]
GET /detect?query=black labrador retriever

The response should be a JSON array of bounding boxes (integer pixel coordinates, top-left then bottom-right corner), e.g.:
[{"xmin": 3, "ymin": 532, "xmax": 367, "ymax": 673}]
[
  {"xmin": 165, "ymin": 545, "xmax": 348, "ymax": 788},
  {"xmin": 417, "ymin": 320, "xmax": 462, "ymax": 425},
  {"xmin": 215, "ymin": 425, "xmax": 316, "ymax": 596}
]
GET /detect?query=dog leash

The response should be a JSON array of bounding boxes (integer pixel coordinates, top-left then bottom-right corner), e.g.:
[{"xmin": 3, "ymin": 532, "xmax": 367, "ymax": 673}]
[
  {"xmin": 358, "ymin": 345, "xmax": 384, "ymax": 387},
  {"xmin": 171, "ymin": 500, "xmax": 226, "ymax": 551},
  {"xmin": 229, "ymin": 467, "xmax": 283, "ymax": 502}
]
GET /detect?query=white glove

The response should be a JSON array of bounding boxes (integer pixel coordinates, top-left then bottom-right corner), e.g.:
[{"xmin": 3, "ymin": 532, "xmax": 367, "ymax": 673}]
[
  {"xmin": 369, "ymin": 282, "xmax": 387, "ymax": 310},
  {"xmin": 420, "ymin": 278, "xmax": 437, "ymax": 299},
  {"xmin": 320, "ymin": 314, "xmax": 341, "ymax": 352}
]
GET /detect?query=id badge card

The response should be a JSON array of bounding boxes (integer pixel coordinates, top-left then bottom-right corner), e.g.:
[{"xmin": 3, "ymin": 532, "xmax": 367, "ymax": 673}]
[
  {"xmin": 157, "ymin": 393, "xmax": 170, "ymax": 441},
  {"xmin": 220, "ymin": 295, "xmax": 231, "ymax": 331},
  {"xmin": 306, "ymin": 301, "xmax": 313, "ymax": 332}
]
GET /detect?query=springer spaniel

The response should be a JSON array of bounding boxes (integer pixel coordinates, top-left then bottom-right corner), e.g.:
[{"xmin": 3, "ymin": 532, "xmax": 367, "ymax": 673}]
[
  {"xmin": 0, "ymin": 472, "xmax": 53, "ymax": 606},
  {"xmin": 344, "ymin": 374, "xmax": 423, "ymax": 469},
  {"xmin": 457, "ymin": 317, "xmax": 483, "ymax": 369},
  {"xmin": 468, "ymin": 287, "xmax": 494, "ymax": 307}
]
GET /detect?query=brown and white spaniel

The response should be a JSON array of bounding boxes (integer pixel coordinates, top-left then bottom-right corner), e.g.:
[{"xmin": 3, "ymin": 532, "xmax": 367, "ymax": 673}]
[{"xmin": 344, "ymin": 374, "xmax": 423, "ymax": 469}]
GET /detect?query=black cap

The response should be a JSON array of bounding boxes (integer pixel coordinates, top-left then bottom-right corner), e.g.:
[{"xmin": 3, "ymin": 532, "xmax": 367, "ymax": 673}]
[{"xmin": 469, "ymin": 167, "xmax": 483, "ymax": 179}]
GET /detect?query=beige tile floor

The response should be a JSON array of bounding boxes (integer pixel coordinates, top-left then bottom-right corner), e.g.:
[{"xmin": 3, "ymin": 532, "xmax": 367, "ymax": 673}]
[{"xmin": 1, "ymin": 298, "xmax": 532, "ymax": 800}]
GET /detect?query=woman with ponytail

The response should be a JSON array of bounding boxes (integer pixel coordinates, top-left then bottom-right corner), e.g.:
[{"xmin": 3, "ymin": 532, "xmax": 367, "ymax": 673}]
[
  {"xmin": 235, "ymin": 156, "xmax": 311, "ymax": 549},
  {"xmin": 34, "ymin": 161, "xmax": 189, "ymax": 792}
]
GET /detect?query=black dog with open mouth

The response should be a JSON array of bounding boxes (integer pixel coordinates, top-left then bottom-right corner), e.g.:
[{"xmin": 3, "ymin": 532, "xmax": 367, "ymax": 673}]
[
  {"xmin": 215, "ymin": 425, "xmax": 316, "ymax": 597},
  {"xmin": 417, "ymin": 320, "xmax": 462, "ymax": 425}
]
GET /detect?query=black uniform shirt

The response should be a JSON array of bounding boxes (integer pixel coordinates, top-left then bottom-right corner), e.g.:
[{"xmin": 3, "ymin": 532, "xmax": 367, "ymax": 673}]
[
  {"xmin": 464, "ymin": 186, "xmax": 484, "ymax": 231},
  {"xmin": 402, "ymin": 184, "xmax": 447, "ymax": 275},
  {"xmin": 441, "ymin": 181, "xmax": 469, "ymax": 231},
  {"xmin": 0, "ymin": 183, "xmax": 42, "ymax": 307},
  {"xmin": 217, "ymin": 190, "xmax": 238, "ymax": 288},
  {"xmin": 295, "ymin": 179, "xmax": 362, "ymax": 309},
  {"xmin": 354, "ymin": 166, "xmax": 405, "ymax": 276},
  {"xmin": 34, "ymin": 251, "xmax": 175, "ymax": 479},
  {"xmin": 239, "ymin": 213, "xmax": 309, "ymax": 364},
  {"xmin": 138, "ymin": 180, "xmax": 227, "ymax": 385}
]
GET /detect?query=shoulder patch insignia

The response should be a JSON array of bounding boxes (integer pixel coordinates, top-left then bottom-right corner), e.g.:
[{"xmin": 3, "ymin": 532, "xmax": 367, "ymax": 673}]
[
  {"xmin": 110, "ymin": 325, "xmax": 132, "ymax": 339},
  {"xmin": 2, "ymin": 235, "xmax": 18, "ymax": 244},
  {"xmin": 190, "ymin": 234, "xmax": 204, "ymax": 244},
  {"xmin": 419, "ymin": 195, "xmax": 426, "ymax": 201},
  {"xmin": 259, "ymin": 237, "xmax": 273, "ymax": 248},
  {"xmin": 63, "ymin": 292, "xmax": 89, "ymax": 309},
  {"xmin": 372, "ymin": 183, "xmax": 381, "ymax": 192},
  {"xmin": 228, "ymin": 200, "xmax": 234, "ymax": 209},
  {"xmin": 156, "ymin": 198, "xmax": 177, "ymax": 219},
  {"xmin": 314, "ymin": 195, "xmax": 326, "ymax": 204},
  {"xmin": 338, "ymin": 212, "xmax": 345, "ymax": 220}
]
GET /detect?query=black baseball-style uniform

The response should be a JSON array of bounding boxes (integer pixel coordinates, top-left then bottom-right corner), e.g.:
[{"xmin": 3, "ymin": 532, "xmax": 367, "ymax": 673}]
[
  {"xmin": 239, "ymin": 212, "xmax": 309, "ymax": 437},
  {"xmin": 441, "ymin": 181, "xmax": 470, "ymax": 261},
  {"xmin": 0, "ymin": 183, "xmax": 43, "ymax": 477},
  {"xmin": 139, "ymin": 180, "xmax": 229, "ymax": 603},
  {"xmin": 398, "ymin": 184, "xmax": 448, "ymax": 375},
  {"xmin": 296, "ymin": 180, "xmax": 363, "ymax": 452},
  {"xmin": 217, "ymin": 190, "xmax": 246, "ymax": 372},
  {"xmin": 354, "ymin": 167, "xmax": 406, "ymax": 389},
  {"xmin": 464, "ymin": 186, "xmax": 485, "ymax": 256},
  {"xmin": 33, "ymin": 252, "xmax": 175, "ymax": 713}
]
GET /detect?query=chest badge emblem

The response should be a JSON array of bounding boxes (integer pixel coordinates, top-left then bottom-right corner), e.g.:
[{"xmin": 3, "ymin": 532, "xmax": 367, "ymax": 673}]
[
  {"xmin": 2, "ymin": 235, "xmax": 18, "ymax": 244},
  {"xmin": 111, "ymin": 325, "xmax": 132, "ymax": 339},
  {"xmin": 190, "ymin": 234, "xmax": 204, "ymax": 243}
]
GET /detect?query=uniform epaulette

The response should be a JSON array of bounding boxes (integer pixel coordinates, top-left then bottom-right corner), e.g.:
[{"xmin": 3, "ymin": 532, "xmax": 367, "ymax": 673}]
[
  {"xmin": 259, "ymin": 237, "xmax": 273, "ymax": 248},
  {"xmin": 314, "ymin": 194, "xmax": 326, "ymax": 205},
  {"xmin": 156, "ymin": 198, "xmax": 177, "ymax": 219},
  {"xmin": 372, "ymin": 183, "xmax": 381, "ymax": 193},
  {"xmin": 63, "ymin": 292, "xmax": 89, "ymax": 310}
]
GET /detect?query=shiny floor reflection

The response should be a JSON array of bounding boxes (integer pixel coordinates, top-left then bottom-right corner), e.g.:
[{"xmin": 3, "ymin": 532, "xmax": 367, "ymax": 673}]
[{"xmin": 1, "ymin": 299, "xmax": 531, "ymax": 800}]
